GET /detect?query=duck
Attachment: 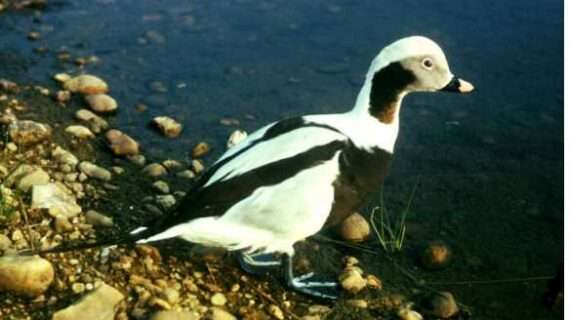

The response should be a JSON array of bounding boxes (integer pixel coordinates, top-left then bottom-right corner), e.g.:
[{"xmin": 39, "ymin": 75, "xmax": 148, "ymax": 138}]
[{"xmin": 37, "ymin": 36, "xmax": 474, "ymax": 299}]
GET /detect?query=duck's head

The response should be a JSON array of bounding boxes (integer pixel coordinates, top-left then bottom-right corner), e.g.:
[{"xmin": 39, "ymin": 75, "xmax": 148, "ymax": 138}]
[
  {"xmin": 368, "ymin": 36, "xmax": 474, "ymax": 94},
  {"xmin": 357, "ymin": 36, "xmax": 474, "ymax": 124}
]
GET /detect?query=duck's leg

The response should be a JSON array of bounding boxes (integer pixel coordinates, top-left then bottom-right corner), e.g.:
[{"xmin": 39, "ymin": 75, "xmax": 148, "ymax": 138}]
[
  {"xmin": 237, "ymin": 251, "xmax": 282, "ymax": 275},
  {"xmin": 282, "ymin": 254, "xmax": 339, "ymax": 300}
]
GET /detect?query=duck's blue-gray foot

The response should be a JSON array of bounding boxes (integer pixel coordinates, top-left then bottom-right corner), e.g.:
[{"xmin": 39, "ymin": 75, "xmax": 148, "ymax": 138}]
[
  {"xmin": 282, "ymin": 254, "xmax": 339, "ymax": 300},
  {"xmin": 237, "ymin": 252, "xmax": 281, "ymax": 275}
]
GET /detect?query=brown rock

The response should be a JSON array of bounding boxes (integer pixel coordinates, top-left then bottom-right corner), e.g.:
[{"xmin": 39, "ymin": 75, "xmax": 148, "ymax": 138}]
[
  {"xmin": 192, "ymin": 142, "xmax": 210, "ymax": 158},
  {"xmin": 338, "ymin": 212, "xmax": 370, "ymax": 242},
  {"xmin": 338, "ymin": 269, "xmax": 367, "ymax": 294},
  {"xmin": 0, "ymin": 255, "xmax": 54, "ymax": 296},
  {"xmin": 85, "ymin": 94, "xmax": 118, "ymax": 113},
  {"xmin": 75, "ymin": 109, "xmax": 109, "ymax": 133},
  {"xmin": 63, "ymin": 74, "xmax": 108, "ymax": 95},
  {"xmin": 105, "ymin": 129, "xmax": 140, "ymax": 156},
  {"xmin": 426, "ymin": 291, "xmax": 459, "ymax": 319}
]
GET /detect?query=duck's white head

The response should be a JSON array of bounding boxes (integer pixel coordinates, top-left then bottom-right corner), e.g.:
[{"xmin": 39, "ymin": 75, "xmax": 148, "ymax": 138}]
[{"xmin": 354, "ymin": 36, "xmax": 474, "ymax": 123}]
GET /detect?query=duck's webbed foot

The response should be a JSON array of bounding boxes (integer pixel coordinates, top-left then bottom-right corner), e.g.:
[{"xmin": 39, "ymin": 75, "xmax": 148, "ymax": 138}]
[
  {"xmin": 237, "ymin": 251, "xmax": 282, "ymax": 276},
  {"xmin": 282, "ymin": 254, "xmax": 340, "ymax": 300}
]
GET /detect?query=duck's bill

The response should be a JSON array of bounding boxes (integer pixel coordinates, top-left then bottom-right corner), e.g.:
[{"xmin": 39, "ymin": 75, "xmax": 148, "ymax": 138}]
[{"xmin": 440, "ymin": 76, "xmax": 474, "ymax": 93}]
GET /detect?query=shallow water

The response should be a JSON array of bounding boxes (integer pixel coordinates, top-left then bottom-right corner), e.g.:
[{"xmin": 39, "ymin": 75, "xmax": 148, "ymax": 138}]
[{"xmin": 0, "ymin": 0, "xmax": 563, "ymax": 319}]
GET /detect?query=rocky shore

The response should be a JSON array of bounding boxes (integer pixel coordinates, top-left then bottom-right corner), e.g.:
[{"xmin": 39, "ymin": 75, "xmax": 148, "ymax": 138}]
[{"xmin": 0, "ymin": 71, "xmax": 466, "ymax": 320}]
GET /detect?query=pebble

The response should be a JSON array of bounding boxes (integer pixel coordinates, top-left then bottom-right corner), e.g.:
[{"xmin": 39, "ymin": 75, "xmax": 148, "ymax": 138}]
[
  {"xmin": 128, "ymin": 154, "xmax": 146, "ymax": 166},
  {"xmin": 338, "ymin": 212, "xmax": 370, "ymax": 242},
  {"xmin": 156, "ymin": 195, "xmax": 176, "ymax": 210},
  {"xmin": 160, "ymin": 287, "xmax": 180, "ymax": 305},
  {"xmin": 268, "ymin": 304, "xmax": 285, "ymax": 319},
  {"xmin": 192, "ymin": 142, "xmax": 210, "ymax": 158},
  {"xmin": 210, "ymin": 292, "xmax": 227, "ymax": 306},
  {"xmin": 16, "ymin": 167, "xmax": 50, "ymax": 192},
  {"xmin": 152, "ymin": 181, "xmax": 170, "ymax": 194},
  {"xmin": 8, "ymin": 120, "xmax": 52, "ymax": 145},
  {"xmin": 52, "ymin": 282, "xmax": 124, "ymax": 320},
  {"xmin": 78, "ymin": 162, "xmax": 112, "ymax": 181},
  {"xmin": 209, "ymin": 307, "xmax": 236, "ymax": 320},
  {"xmin": 85, "ymin": 210, "xmax": 114, "ymax": 227},
  {"xmin": 142, "ymin": 163, "xmax": 167, "ymax": 177},
  {"xmin": 398, "ymin": 307, "xmax": 424, "ymax": 320},
  {"xmin": 52, "ymin": 146, "xmax": 79, "ymax": 167},
  {"xmin": 4, "ymin": 163, "xmax": 34, "ymax": 187},
  {"xmin": 347, "ymin": 299, "xmax": 368, "ymax": 309},
  {"xmin": 426, "ymin": 292, "xmax": 459, "ymax": 319},
  {"xmin": 105, "ymin": 129, "xmax": 140, "ymax": 156},
  {"xmin": 226, "ymin": 130, "xmax": 247, "ymax": 149},
  {"xmin": 176, "ymin": 169, "xmax": 195, "ymax": 180},
  {"xmin": 65, "ymin": 125, "xmax": 95, "ymax": 139},
  {"xmin": 63, "ymin": 74, "xmax": 109, "ymax": 95},
  {"xmin": 191, "ymin": 159, "xmax": 205, "ymax": 174},
  {"xmin": 338, "ymin": 268, "xmax": 367, "ymax": 294},
  {"xmin": 162, "ymin": 159, "xmax": 183, "ymax": 171},
  {"xmin": 56, "ymin": 90, "xmax": 71, "ymax": 103},
  {"xmin": 54, "ymin": 215, "xmax": 74, "ymax": 233},
  {"xmin": 85, "ymin": 94, "xmax": 118, "ymax": 113},
  {"xmin": 75, "ymin": 109, "xmax": 109, "ymax": 133},
  {"xmin": 151, "ymin": 311, "xmax": 200, "ymax": 320},
  {"xmin": 0, "ymin": 255, "xmax": 54, "ymax": 297},
  {"xmin": 152, "ymin": 116, "xmax": 182, "ymax": 138},
  {"xmin": 31, "ymin": 183, "xmax": 82, "ymax": 218},
  {"xmin": 419, "ymin": 240, "xmax": 452, "ymax": 270},
  {"xmin": 54, "ymin": 73, "xmax": 71, "ymax": 83},
  {"xmin": 72, "ymin": 283, "xmax": 86, "ymax": 294}
]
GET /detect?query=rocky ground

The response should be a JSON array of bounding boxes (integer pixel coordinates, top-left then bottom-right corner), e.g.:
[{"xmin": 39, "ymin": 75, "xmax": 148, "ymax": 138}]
[{"xmin": 0, "ymin": 73, "xmax": 467, "ymax": 320}]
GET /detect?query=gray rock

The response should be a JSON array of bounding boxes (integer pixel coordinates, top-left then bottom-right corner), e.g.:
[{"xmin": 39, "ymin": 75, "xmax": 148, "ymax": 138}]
[
  {"xmin": 17, "ymin": 168, "xmax": 50, "ymax": 192},
  {"xmin": 31, "ymin": 183, "xmax": 82, "ymax": 218},
  {"xmin": 0, "ymin": 255, "xmax": 54, "ymax": 297},
  {"xmin": 152, "ymin": 181, "xmax": 170, "ymax": 194},
  {"xmin": 8, "ymin": 120, "xmax": 52, "ymax": 146},
  {"xmin": 52, "ymin": 282, "xmax": 124, "ymax": 320},
  {"xmin": 79, "ymin": 162, "xmax": 112, "ymax": 181},
  {"xmin": 85, "ymin": 210, "xmax": 114, "ymax": 227}
]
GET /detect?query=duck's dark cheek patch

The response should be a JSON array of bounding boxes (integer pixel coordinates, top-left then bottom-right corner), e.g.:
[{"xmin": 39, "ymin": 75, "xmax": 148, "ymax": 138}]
[{"xmin": 369, "ymin": 62, "xmax": 415, "ymax": 124}]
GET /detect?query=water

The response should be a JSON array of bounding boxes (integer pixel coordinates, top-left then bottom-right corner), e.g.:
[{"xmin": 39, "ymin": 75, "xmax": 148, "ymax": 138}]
[{"xmin": 0, "ymin": 0, "xmax": 563, "ymax": 319}]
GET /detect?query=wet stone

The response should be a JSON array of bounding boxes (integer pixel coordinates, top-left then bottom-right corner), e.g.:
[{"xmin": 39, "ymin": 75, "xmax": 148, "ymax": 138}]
[
  {"xmin": 338, "ymin": 212, "xmax": 370, "ymax": 242},
  {"xmin": 85, "ymin": 94, "xmax": 118, "ymax": 113},
  {"xmin": 16, "ymin": 167, "xmax": 50, "ymax": 192},
  {"xmin": 143, "ymin": 163, "xmax": 167, "ymax": 178},
  {"xmin": 156, "ymin": 195, "xmax": 176, "ymax": 210},
  {"xmin": 78, "ymin": 162, "xmax": 112, "ymax": 181},
  {"xmin": 85, "ymin": 210, "xmax": 114, "ymax": 227},
  {"xmin": 105, "ymin": 129, "xmax": 140, "ymax": 157},
  {"xmin": 192, "ymin": 142, "xmax": 210, "ymax": 158},
  {"xmin": 152, "ymin": 116, "xmax": 182, "ymax": 138},
  {"xmin": 152, "ymin": 180, "xmax": 170, "ymax": 194},
  {"xmin": 75, "ymin": 109, "xmax": 109, "ymax": 133},
  {"xmin": 227, "ymin": 130, "xmax": 247, "ymax": 149},
  {"xmin": 65, "ymin": 125, "xmax": 95, "ymax": 139},
  {"xmin": 31, "ymin": 183, "xmax": 82, "ymax": 218},
  {"xmin": 63, "ymin": 74, "xmax": 109, "ymax": 95},
  {"xmin": 176, "ymin": 169, "xmax": 195, "ymax": 180}
]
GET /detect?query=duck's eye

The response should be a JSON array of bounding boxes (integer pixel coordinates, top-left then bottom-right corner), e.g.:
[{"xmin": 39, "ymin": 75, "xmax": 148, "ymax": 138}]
[{"xmin": 422, "ymin": 58, "xmax": 434, "ymax": 70}]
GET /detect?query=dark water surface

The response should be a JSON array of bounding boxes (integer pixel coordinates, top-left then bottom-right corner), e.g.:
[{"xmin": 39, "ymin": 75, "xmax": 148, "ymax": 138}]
[{"xmin": 0, "ymin": 0, "xmax": 563, "ymax": 319}]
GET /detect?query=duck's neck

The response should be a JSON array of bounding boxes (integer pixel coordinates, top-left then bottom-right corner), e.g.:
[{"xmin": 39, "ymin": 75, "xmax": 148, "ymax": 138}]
[{"xmin": 350, "ymin": 79, "xmax": 407, "ymax": 126}]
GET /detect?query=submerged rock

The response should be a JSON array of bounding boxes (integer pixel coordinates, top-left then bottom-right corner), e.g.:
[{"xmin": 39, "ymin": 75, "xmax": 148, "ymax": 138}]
[
  {"xmin": 338, "ymin": 212, "xmax": 370, "ymax": 242},
  {"xmin": 0, "ymin": 255, "xmax": 54, "ymax": 297},
  {"xmin": 85, "ymin": 94, "xmax": 118, "ymax": 113},
  {"xmin": 192, "ymin": 142, "xmax": 210, "ymax": 158},
  {"xmin": 142, "ymin": 163, "xmax": 167, "ymax": 178},
  {"xmin": 8, "ymin": 120, "xmax": 52, "ymax": 146},
  {"xmin": 425, "ymin": 292, "xmax": 459, "ymax": 319},
  {"xmin": 105, "ymin": 129, "xmax": 140, "ymax": 156},
  {"xmin": 63, "ymin": 74, "xmax": 108, "ymax": 95},
  {"xmin": 419, "ymin": 240, "xmax": 452, "ymax": 270},
  {"xmin": 31, "ymin": 183, "xmax": 82, "ymax": 218},
  {"xmin": 52, "ymin": 282, "xmax": 124, "ymax": 320},
  {"xmin": 78, "ymin": 162, "xmax": 112, "ymax": 181},
  {"xmin": 152, "ymin": 116, "xmax": 182, "ymax": 138}
]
